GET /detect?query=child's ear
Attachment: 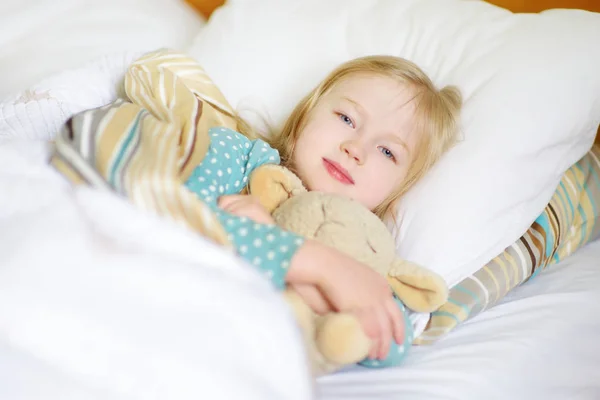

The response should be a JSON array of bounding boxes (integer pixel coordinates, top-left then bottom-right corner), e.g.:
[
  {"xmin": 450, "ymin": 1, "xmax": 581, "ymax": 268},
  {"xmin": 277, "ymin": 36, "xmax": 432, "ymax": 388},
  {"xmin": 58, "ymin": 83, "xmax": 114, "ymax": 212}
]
[
  {"xmin": 387, "ymin": 259, "xmax": 448, "ymax": 313},
  {"xmin": 248, "ymin": 165, "xmax": 307, "ymax": 213}
]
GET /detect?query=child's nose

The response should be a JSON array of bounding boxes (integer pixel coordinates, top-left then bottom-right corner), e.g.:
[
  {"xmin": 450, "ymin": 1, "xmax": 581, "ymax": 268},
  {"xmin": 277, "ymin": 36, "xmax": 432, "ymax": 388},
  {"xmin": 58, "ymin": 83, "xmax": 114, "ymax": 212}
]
[{"xmin": 341, "ymin": 140, "xmax": 366, "ymax": 164}]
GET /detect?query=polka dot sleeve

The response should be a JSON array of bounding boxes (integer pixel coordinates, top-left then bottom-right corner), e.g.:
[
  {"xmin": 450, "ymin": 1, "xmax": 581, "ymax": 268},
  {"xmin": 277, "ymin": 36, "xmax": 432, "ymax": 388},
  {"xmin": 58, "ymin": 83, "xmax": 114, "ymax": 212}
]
[
  {"xmin": 185, "ymin": 127, "xmax": 281, "ymax": 200},
  {"xmin": 184, "ymin": 126, "xmax": 305, "ymax": 289},
  {"xmin": 216, "ymin": 211, "xmax": 305, "ymax": 289}
]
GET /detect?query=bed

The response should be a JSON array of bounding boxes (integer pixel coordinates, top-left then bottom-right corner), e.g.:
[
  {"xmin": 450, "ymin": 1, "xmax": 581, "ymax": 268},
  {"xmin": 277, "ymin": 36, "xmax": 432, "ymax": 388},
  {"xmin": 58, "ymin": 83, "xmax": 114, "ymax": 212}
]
[
  {"xmin": 1, "ymin": 1, "xmax": 599, "ymax": 399},
  {"xmin": 319, "ymin": 239, "xmax": 600, "ymax": 399}
]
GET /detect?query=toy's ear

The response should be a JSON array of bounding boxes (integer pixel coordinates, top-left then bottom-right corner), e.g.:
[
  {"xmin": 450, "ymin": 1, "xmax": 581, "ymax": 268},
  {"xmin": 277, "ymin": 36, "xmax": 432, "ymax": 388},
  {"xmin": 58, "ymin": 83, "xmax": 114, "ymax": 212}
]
[
  {"xmin": 248, "ymin": 164, "xmax": 307, "ymax": 213},
  {"xmin": 387, "ymin": 259, "xmax": 448, "ymax": 313}
]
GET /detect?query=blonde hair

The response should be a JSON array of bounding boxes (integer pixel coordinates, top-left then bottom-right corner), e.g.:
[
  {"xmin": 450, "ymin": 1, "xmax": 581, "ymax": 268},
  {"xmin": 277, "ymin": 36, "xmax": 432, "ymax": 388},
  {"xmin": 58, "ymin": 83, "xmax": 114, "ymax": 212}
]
[{"xmin": 240, "ymin": 55, "xmax": 462, "ymax": 219}]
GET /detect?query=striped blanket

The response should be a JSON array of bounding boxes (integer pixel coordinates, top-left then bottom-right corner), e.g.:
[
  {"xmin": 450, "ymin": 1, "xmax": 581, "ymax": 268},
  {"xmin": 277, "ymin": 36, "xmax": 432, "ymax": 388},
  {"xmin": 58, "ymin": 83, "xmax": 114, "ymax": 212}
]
[
  {"xmin": 50, "ymin": 49, "xmax": 237, "ymax": 248},
  {"xmin": 416, "ymin": 144, "xmax": 600, "ymax": 344}
]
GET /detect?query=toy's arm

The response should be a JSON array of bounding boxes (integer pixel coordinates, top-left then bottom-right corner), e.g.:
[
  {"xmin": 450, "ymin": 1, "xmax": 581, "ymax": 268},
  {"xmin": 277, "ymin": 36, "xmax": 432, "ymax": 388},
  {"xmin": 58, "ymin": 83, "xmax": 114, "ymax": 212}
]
[
  {"xmin": 387, "ymin": 260, "xmax": 448, "ymax": 313},
  {"xmin": 247, "ymin": 164, "xmax": 307, "ymax": 213}
]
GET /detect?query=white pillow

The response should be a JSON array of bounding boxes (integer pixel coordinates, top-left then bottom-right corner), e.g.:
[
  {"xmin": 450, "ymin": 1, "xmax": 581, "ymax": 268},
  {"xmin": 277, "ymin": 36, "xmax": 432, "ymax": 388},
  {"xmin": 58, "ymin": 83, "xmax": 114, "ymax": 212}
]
[
  {"xmin": 188, "ymin": 0, "xmax": 600, "ymax": 286},
  {"xmin": 0, "ymin": 0, "xmax": 204, "ymax": 100}
]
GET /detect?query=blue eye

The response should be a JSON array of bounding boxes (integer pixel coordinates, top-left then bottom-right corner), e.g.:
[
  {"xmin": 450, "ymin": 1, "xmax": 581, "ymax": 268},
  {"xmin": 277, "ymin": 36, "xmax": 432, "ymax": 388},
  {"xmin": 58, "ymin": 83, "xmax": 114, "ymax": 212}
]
[
  {"xmin": 379, "ymin": 146, "xmax": 395, "ymax": 161},
  {"xmin": 338, "ymin": 113, "xmax": 355, "ymax": 128}
]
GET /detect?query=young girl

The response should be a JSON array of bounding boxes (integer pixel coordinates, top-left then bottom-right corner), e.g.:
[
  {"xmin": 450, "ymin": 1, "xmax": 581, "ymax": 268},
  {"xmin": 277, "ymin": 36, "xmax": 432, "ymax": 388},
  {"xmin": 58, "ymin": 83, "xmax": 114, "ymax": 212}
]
[{"xmin": 185, "ymin": 55, "xmax": 462, "ymax": 367}]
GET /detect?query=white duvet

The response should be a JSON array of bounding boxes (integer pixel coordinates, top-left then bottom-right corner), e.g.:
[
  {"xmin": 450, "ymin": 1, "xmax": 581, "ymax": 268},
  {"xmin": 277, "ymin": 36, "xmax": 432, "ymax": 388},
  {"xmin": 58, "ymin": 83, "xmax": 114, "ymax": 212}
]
[{"xmin": 0, "ymin": 140, "xmax": 314, "ymax": 399}]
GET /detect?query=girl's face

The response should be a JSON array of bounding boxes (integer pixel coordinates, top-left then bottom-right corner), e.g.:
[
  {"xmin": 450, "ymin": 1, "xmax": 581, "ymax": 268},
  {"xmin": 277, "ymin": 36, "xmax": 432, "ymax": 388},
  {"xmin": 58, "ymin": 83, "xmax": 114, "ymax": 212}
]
[{"xmin": 292, "ymin": 74, "xmax": 419, "ymax": 211}]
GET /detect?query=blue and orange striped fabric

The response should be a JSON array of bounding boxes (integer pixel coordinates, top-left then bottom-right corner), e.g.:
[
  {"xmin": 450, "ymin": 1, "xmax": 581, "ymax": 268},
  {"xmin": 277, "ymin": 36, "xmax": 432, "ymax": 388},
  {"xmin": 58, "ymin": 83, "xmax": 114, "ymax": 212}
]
[
  {"xmin": 50, "ymin": 49, "xmax": 240, "ymax": 247},
  {"xmin": 416, "ymin": 145, "xmax": 600, "ymax": 344}
]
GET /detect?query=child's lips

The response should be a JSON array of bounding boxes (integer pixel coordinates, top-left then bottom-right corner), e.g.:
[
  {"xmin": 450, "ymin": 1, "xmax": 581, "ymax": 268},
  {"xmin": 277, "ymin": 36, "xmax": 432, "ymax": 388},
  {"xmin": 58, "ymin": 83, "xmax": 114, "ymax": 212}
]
[{"xmin": 322, "ymin": 158, "xmax": 355, "ymax": 185}]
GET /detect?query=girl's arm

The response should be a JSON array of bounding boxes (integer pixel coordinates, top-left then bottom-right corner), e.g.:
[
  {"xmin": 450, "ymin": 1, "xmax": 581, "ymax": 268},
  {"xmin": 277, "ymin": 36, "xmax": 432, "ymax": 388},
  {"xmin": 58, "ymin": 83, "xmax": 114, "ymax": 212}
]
[
  {"xmin": 218, "ymin": 193, "xmax": 406, "ymax": 360},
  {"xmin": 287, "ymin": 239, "xmax": 405, "ymax": 360}
]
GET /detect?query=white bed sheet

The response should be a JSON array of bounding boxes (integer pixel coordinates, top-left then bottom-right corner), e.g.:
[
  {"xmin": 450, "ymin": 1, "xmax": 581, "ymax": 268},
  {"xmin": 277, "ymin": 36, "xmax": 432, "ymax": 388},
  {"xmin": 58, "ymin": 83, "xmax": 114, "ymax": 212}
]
[{"xmin": 318, "ymin": 239, "xmax": 600, "ymax": 400}]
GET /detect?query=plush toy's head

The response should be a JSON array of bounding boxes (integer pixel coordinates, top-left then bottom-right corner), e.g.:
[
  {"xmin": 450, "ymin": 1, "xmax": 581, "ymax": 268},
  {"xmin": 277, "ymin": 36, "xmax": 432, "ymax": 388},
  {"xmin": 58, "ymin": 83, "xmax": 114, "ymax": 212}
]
[
  {"xmin": 274, "ymin": 192, "xmax": 393, "ymax": 274},
  {"xmin": 272, "ymin": 191, "xmax": 448, "ymax": 313}
]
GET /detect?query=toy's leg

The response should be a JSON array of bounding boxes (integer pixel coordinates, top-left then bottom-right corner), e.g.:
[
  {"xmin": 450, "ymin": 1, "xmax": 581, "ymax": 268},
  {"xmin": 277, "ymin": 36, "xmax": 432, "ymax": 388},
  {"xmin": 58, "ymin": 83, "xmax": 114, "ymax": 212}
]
[
  {"xmin": 315, "ymin": 312, "xmax": 371, "ymax": 365},
  {"xmin": 358, "ymin": 297, "xmax": 414, "ymax": 368}
]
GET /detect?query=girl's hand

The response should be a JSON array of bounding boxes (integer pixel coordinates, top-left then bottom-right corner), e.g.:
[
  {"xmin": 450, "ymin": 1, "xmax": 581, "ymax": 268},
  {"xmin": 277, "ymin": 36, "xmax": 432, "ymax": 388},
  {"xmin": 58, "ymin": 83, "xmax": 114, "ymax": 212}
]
[
  {"xmin": 218, "ymin": 194, "xmax": 275, "ymax": 225},
  {"xmin": 289, "ymin": 283, "xmax": 333, "ymax": 315},
  {"xmin": 321, "ymin": 258, "xmax": 405, "ymax": 361},
  {"xmin": 287, "ymin": 240, "xmax": 405, "ymax": 360}
]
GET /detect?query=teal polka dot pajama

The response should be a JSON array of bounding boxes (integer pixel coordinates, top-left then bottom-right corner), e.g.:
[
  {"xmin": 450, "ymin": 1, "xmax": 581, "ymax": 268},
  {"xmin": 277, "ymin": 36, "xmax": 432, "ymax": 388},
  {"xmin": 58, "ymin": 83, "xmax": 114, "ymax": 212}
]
[
  {"xmin": 185, "ymin": 127, "xmax": 305, "ymax": 289},
  {"xmin": 185, "ymin": 127, "xmax": 413, "ymax": 367}
]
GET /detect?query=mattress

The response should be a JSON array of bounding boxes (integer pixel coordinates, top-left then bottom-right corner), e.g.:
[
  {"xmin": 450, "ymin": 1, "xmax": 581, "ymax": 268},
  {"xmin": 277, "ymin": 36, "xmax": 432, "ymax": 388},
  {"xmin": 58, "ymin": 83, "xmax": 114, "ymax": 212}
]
[{"xmin": 318, "ymin": 237, "xmax": 600, "ymax": 400}]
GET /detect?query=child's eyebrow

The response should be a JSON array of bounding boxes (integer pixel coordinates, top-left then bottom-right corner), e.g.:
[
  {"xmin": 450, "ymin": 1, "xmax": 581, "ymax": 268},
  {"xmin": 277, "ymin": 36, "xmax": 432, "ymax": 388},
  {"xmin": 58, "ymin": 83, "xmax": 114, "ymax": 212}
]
[
  {"xmin": 341, "ymin": 96, "xmax": 367, "ymax": 115},
  {"xmin": 388, "ymin": 135, "xmax": 410, "ymax": 155}
]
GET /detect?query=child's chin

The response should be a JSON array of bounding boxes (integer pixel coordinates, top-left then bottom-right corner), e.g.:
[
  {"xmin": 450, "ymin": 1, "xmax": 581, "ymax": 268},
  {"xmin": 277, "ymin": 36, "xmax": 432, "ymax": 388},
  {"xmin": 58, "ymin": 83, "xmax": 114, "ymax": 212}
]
[{"xmin": 312, "ymin": 181, "xmax": 351, "ymax": 197}]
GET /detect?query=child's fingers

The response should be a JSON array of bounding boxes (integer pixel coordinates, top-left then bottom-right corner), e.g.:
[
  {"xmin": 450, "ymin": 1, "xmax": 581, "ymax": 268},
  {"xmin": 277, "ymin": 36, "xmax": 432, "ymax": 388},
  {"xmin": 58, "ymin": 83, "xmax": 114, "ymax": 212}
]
[
  {"xmin": 375, "ymin": 307, "xmax": 392, "ymax": 360},
  {"xmin": 355, "ymin": 302, "xmax": 401, "ymax": 360},
  {"xmin": 218, "ymin": 195, "xmax": 275, "ymax": 225},
  {"xmin": 352, "ymin": 310, "xmax": 376, "ymax": 358},
  {"xmin": 219, "ymin": 195, "xmax": 255, "ymax": 215},
  {"xmin": 217, "ymin": 194, "xmax": 246, "ymax": 210},
  {"xmin": 291, "ymin": 284, "xmax": 333, "ymax": 315},
  {"xmin": 369, "ymin": 340, "xmax": 380, "ymax": 360},
  {"xmin": 354, "ymin": 309, "xmax": 383, "ymax": 360},
  {"xmin": 387, "ymin": 298, "xmax": 405, "ymax": 345},
  {"xmin": 357, "ymin": 309, "xmax": 380, "ymax": 340}
]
